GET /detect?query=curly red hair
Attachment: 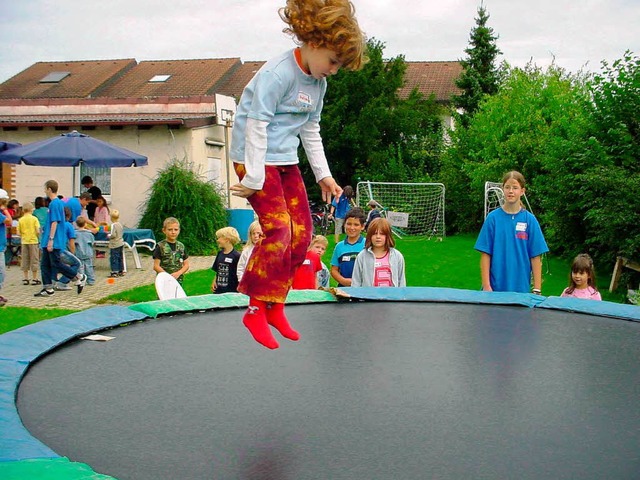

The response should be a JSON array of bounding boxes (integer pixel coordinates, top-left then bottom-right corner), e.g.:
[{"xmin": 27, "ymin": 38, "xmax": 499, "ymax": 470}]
[{"xmin": 279, "ymin": 0, "xmax": 367, "ymax": 71}]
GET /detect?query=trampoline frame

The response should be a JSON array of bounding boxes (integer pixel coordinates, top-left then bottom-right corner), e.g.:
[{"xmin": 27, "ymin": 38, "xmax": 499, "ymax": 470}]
[{"xmin": 1, "ymin": 287, "xmax": 640, "ymax": 478}]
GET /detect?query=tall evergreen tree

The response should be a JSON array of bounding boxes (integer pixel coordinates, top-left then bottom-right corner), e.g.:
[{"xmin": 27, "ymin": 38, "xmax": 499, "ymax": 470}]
[{"xmin": 453, "ymin": 3, "xmax": 501, "ymax": 126}]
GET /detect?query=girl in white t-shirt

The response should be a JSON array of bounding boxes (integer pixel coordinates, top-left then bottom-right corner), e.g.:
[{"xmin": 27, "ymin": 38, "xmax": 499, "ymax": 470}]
[
  {"xmin": 352, "ymin": 218, "xmax": 406, "ymax": 288},
  {"xmin": 237, "ymin": 221, "xmax": 263, "ymax": 283},
  {"xmin": 561, "ymin": 253, "xmax": 602, "ymax": 300}
]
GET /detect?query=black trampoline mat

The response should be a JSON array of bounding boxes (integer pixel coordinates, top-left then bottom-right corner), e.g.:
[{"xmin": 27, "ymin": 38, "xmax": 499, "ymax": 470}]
[{"xmin": 17, "ymin": 302, "xmax": 640, "ymax": 479}]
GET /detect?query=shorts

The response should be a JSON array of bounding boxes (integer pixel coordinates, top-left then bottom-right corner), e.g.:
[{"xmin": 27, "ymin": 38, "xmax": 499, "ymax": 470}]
[
  {"xmin": 334, "ymin": 216, "xmax": 345, "ymax": 236},
  {"xmin": 21, "ymin": 243, "xmax": 40, "ymax": 271}
]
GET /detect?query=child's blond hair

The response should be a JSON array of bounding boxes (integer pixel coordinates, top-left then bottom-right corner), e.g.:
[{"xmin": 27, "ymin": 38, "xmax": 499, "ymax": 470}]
[
  {"xmin": 110, "ymin": 209, "xmax": 120, "ymax": 221},
  {"xmin": 163, "ymin": 217, "xmax": 180, "ymax": 229},
  {"xmin": 245, "ymin": 221, "xmax": 263, "ymax": 249},
  {"xmin": 310, "ymin": 234, "xmax": 328, "ymax": 249},
  {"xmin": 216, "ymin": 226, "xmax": 241, "ymax": 245},
  {"xmin": 76, "ymin": 216, "xmax": 86, "ymax": 228},
  {"xmin": 279, "ymin": 0, "xmax": 367, "ymax": 71},
  {"xmin": 22, "ymin": 202, "xmax": 34, "ymax": 213}
]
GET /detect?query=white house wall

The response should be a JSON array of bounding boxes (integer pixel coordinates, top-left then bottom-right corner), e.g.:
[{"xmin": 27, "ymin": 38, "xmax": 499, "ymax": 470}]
[{"xmin": 4, "ymin": 124, "xmax": 242, "ymax": 228}]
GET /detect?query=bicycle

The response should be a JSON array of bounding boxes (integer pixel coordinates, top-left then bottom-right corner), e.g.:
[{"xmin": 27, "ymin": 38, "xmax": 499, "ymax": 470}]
[{"xmin": 310, "ymin": 201, "xmax": 333, "ymax": 236}]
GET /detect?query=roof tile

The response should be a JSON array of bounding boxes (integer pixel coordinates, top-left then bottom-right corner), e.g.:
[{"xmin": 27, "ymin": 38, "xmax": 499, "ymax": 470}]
[
  {"xmin": 0, "ymin": 59, "xmax": 136, "ymax": 99},
  {"xmin": 215, "ymin": 61, "xmax": 265, "ymax": 100},
  {"xmin": 398, "ymin": 61, "xmax": 463, "ymax": 102},
  {"xmin": 97, "ymin": 59, "xmax": 241, "ymax": 98},
  {"xmin": 0, "ymin": 58, "xmax": 463, "ymax": 107}
]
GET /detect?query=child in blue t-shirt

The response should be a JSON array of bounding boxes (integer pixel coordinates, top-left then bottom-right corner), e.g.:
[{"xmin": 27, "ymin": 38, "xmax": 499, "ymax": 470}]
[
  {"xmin": 53, "ymin": 206, "xmax": 82, "ymax": 292},
  {"xmin": 35, "ymin": 181, "xmax": 86, "ymax": 297},
  {"xmin": 330, "ymin": 207, "xmax": 366, "ymax": 287},
  {"xmin": 75, "ymin": 216, "xmax": 96, "ymax": 286},
  {"xmin": 329, "ymin": 185, "xmax": 355, "ymax": 243},
  {"xmin": 474, "ymin": 171, "xmax": 548, "ymax": 294}
]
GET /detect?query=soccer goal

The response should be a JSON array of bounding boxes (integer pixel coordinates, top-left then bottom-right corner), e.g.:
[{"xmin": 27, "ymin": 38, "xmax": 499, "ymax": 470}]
[
  {"xmin": 484, "ymin": 181, "xmax": 532, "ymax": 219},
  {"xmin": 356, "ymin": 181, "xmax": 446, "ymax": 239}
]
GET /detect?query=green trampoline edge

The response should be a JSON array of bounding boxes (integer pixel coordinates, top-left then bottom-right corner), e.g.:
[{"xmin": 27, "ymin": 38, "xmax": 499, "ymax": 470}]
[
  {"xmin": 128, "ymin": 289, "xmax": 338, "ymax": 318},
  {"xmin": 0, "ymin": 457, "xmax": 118, "ymax": 480}
]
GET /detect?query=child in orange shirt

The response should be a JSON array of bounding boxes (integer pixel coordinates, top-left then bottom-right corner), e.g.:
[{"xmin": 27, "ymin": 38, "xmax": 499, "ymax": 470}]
[{"xmin": 292, "ymin": 240, "xmax": 323, "ymax": 290}]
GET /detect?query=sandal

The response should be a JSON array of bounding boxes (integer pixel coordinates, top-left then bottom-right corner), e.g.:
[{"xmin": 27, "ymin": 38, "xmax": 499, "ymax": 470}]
[
  {"xmin": 31, "ymin": 279, "xmax": 42, "ymax": 285},
  {"xmin": 23, "ymin": 279, "xmax": 30, "ymax": 285}
]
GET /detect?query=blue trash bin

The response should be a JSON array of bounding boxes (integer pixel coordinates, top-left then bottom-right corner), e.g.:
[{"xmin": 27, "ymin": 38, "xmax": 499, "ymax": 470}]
[{"xmin": 226, "ymin": 208, "xmax": 256, "ymax": 242}]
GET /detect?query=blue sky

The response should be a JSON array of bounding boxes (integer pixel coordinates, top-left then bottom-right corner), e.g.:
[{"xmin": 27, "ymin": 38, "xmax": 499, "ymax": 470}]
[{"xmin": 1, "ymin": 0, "xmax": 638, "ymax": 82}]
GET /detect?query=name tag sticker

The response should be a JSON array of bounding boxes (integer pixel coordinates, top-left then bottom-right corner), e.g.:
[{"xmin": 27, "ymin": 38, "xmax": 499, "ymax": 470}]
[
  {"xmin": 298, "ymin": 91, "xmax": 311, "ymax": 105},
  {"xmin": 224, "ymin": 257, "xmax": 233, "ymax": 263},
  {"xmin": 515, "ymin": 222, "xmax": 527, "ymax": 232},
  {"xmin": 341, "ymin": 255, "xmax": 351, "ymax": 262}
]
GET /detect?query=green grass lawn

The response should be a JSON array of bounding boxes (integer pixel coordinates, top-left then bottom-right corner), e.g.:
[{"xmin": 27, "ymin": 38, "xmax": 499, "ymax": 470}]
[
  {"xmin": 0, "ymin": 233, "xmax": 627, "ymax": 335},
  {"xmin": 0, "ymin": 307, "xmax": 78, "ymax": 334}
]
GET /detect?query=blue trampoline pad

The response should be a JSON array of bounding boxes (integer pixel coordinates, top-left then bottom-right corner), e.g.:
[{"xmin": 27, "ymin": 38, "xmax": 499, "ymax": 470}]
[{"xmin": 17, "ymin": 301, "xmax": 640, "ymax": 479}]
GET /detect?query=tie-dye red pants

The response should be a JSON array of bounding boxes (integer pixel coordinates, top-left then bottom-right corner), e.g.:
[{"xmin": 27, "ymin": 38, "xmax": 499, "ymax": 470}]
[{"xmin": 234, "ymin": 163, "xmax": 313, "ymax": 303}]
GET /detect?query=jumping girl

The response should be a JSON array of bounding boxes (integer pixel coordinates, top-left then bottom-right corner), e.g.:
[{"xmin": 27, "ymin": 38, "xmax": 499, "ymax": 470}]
[{"xmin": 229, "ymin": 0, "xmax": 367, "ymax": 349}]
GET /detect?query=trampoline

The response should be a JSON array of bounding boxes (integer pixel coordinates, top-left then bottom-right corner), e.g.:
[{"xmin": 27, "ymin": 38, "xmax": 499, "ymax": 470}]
[{"xmin": 2, "ymin": 288, "xmax": 640, "ymax": 479}]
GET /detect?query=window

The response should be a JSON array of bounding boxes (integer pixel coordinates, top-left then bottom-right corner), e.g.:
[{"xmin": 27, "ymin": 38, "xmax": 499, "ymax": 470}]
[
  {"xmin": 149, "ymin": 74, "xmax": 171, "ymax": 83},
  {"xmin": 206, "ymin": 156, "xmax": 221, "ymax": 183},
  {"xmin": 40, "ymin": 72, "xmax": 70, "ymax": 83},
  {"xmin": 79, "ymin": 165, "xmax": 111, "ymax": 196}
]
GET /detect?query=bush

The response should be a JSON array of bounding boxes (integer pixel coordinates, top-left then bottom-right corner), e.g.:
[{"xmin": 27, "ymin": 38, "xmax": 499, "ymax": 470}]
[
  {"xmin": 438, "ymin": 63, "xmax": 595, "ymax": 242},
  {"xmin": 437, "ymin": 52, "xmax": 640, "ymax": 275},
  {"xmin": 583, "ymin": 52, "xmax": 640, "ymax": 266},
  {"xmin": 139, "ymin": 158, "xmax": 227, "ymax": 255}
]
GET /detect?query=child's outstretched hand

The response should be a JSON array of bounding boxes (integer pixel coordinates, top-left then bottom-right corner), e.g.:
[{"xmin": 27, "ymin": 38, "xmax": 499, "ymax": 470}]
[
  {"xmin": 318, "ymin": 177, "xmax": 342, "ymax": 204},
  {"xmin": 230, "ymin": 183, "xmax": 258, "ymax": 198}
]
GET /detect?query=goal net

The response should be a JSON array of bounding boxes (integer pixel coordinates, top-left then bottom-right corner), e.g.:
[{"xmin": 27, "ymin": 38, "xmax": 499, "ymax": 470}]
[
  {"xmin": 484, "ymin": 181, "xmax": 532, "ymax": 219},
  {"xmin": 356, "ymin": 181, "xmax": 446, "ymax": 239}
]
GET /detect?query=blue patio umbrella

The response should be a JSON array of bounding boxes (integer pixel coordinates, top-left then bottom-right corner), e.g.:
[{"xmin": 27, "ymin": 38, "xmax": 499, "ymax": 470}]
[
  {"xmin": 0, "ymin": 141, "xmax": 21, "ymax": 152},
  {"xmin": 0, "ymin": 130, "xmax": 147, "ymax": 168}
]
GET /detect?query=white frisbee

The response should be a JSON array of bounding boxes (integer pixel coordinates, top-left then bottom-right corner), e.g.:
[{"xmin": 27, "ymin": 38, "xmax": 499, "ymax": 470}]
[{"xmin": 155, "ymin": 271, "xmax": 187, "ymax": 300}]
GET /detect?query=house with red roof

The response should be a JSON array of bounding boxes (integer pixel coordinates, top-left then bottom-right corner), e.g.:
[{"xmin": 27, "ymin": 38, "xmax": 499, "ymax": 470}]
[{"xmin": 0, "ymin": 58, "xmax": 461, "ymax": 228}]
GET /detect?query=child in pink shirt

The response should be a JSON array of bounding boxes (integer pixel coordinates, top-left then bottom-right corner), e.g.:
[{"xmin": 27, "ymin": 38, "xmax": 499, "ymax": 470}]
[{"xmin": 561, "ymin": 254, "xmax": 602, "ymax": 300}]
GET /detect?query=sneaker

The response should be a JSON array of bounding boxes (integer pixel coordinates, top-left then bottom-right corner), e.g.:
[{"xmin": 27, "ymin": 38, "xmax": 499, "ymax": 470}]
[
  {"xmin": 75, "ymin": 273, "xmax": 87, "ymax": 294},
  {"xmin": 34, "ymin": 289, "xmax": 55, "ymax": 297},
  {"xmin": 0, "ymin": 295, "xmax": 7, "ymax": 305},
  {"xmin": 54, "ymin": 283, "xmax": 72, "ymax": 291}
]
